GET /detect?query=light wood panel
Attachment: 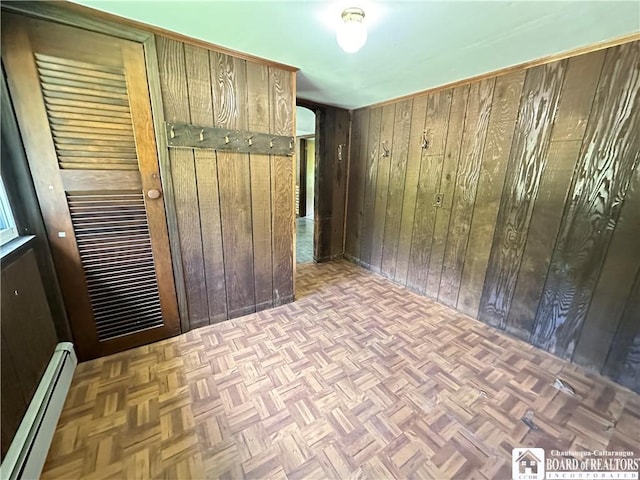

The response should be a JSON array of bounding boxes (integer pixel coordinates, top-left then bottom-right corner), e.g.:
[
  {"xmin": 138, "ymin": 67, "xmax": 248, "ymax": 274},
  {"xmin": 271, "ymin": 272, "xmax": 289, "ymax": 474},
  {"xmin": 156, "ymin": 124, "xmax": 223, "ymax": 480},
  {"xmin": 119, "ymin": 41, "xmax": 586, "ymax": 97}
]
[
  {"xmin": 156, "ymin": 37, "xmax": 295, "ymax": 328},
  {"xmin": 345, "ymin": 40, "xmax": 640, "ymax": 390}
]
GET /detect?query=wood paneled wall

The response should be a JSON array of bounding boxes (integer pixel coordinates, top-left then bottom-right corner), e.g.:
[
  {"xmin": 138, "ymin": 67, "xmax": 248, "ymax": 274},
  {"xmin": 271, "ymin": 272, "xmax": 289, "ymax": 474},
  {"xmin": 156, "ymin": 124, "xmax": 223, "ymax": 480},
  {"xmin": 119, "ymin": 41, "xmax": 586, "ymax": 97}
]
[
  {"xmin": 1, "ymin": 246, "xmax": 58, "ymax": 458},
  {"xmin": 155, "ymin": 37, "xmax": 295, "ymax": 330},
  {"xmin": 345, "ymin": 41, "xmax": 640, "ymax": 391},
  {"xmin": 302, "ymin": 103, "xmax": 350, "ymax": 262}
]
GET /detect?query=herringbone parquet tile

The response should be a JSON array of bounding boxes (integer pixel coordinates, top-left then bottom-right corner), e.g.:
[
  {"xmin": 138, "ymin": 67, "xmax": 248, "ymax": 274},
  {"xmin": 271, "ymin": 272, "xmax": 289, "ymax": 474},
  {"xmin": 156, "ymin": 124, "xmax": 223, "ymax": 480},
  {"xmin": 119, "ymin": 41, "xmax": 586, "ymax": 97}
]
[{"xmin": 42, "ymin": 260, "xmax": 640, "ymax": 479}]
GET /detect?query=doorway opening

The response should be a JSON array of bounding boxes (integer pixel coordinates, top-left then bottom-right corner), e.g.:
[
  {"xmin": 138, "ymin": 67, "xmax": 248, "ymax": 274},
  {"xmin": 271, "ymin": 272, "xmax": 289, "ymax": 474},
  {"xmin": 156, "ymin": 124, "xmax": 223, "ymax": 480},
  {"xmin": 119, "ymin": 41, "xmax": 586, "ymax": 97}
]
[{"xmin": 296, "ymin": 106, "xmax": 316, "ymax": 264}]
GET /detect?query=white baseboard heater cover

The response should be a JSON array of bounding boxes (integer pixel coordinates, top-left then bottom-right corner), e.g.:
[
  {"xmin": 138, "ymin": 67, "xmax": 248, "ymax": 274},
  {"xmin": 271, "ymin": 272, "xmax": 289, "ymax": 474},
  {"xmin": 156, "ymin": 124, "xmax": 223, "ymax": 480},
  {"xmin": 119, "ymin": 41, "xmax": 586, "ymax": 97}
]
[{"xmin": 1, "ymin": 342, "xmax": 77, "ymax": 480}]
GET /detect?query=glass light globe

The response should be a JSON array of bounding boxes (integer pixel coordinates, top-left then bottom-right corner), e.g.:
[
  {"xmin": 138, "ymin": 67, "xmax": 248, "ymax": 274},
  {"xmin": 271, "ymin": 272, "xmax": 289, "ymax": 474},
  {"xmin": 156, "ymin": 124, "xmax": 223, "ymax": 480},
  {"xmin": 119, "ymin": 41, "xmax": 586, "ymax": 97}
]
[{"xmin": 336, "ymin": 8, "xmax": 367, "ymax": 53}]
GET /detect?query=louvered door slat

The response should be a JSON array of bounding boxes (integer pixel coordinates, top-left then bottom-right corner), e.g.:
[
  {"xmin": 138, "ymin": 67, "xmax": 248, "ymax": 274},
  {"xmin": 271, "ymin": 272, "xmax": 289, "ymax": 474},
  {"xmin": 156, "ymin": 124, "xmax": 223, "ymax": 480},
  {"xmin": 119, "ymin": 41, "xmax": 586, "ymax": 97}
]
[{"xmin": 68, "ymin": 192, "xmax": 164, "ymax": 341}]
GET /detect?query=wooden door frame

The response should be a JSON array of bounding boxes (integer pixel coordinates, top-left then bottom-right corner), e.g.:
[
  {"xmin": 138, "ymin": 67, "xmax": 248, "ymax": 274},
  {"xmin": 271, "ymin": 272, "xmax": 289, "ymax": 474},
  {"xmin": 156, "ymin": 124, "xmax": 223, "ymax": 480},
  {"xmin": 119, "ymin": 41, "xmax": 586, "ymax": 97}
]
[{"xmin": 1, "ymin": 2, "xmax": 189, "ymax": 331}]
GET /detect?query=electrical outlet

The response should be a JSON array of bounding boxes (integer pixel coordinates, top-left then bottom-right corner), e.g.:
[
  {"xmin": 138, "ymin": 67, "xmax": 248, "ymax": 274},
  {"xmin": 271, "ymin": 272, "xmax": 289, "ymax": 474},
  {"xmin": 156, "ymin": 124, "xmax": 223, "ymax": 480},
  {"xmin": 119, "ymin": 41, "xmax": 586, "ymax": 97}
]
[{"xmin": 434, "ymin": 193, "xmax": 444, "ymax": 208}]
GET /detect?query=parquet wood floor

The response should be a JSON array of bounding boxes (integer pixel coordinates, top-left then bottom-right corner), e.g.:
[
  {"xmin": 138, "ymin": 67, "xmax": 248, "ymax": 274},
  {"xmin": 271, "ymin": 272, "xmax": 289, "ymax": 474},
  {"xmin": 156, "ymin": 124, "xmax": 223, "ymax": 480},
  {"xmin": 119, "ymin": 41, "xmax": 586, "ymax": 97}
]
[{"xmin": 42, "ymin": 260, "xmax": 640, "ymax": 479}]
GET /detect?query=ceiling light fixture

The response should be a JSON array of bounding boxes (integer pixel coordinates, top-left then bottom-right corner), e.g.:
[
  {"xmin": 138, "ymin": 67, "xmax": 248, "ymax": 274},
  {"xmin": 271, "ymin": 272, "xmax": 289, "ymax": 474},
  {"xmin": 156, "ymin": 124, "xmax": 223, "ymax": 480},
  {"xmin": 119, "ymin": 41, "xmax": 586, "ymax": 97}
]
[{"xmin": 337, "ymin": 7, "xmax": 367, "ymax": 53}]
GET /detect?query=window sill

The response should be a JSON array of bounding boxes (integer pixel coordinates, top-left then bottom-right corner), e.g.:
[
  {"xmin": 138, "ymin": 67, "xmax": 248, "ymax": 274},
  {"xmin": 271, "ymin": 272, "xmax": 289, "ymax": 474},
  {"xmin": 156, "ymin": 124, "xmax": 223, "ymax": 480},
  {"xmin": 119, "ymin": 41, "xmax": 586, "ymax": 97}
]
[{"xmin": 1, "ymin": 235, "xmax": 36, "ymax": 263}]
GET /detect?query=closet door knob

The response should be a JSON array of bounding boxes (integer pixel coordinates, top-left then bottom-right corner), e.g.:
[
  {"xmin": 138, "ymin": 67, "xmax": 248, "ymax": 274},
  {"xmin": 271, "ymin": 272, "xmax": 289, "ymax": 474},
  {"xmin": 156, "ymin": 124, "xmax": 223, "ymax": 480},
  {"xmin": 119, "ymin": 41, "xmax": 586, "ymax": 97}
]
[{"xmin": 147, "ymin": 189, "xmax": 162, "ymax": 200}]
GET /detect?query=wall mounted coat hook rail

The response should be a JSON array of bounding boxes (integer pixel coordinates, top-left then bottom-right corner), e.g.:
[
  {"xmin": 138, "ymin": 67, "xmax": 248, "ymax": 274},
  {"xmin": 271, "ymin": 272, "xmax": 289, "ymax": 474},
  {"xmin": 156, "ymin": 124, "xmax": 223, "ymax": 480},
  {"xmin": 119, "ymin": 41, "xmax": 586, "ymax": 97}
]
[{"xmin": 165, "ymin": 122, "xmax": 294, "ymax": 156}]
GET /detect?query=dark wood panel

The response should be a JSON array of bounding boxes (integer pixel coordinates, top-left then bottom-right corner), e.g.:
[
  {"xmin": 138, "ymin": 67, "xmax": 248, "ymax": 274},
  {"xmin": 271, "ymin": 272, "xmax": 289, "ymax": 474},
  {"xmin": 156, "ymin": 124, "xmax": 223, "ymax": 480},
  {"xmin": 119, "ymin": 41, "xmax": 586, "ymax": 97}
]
[
  {"xmin": 314, "ymin": 107, "xmax": 336, "ymax": 261},
  {"xmin": 531, "ymin": 42, "xmax": 640, "ymax": 359},
  {"xmin": 213, "ymin": 52, "xmax": 256, "ymax": 318},
  {"xmin": 157, "ymin": 36, "xmax": 208, "ymax": 330},
  {"xmin": 247, "ymin": 62, "xmax": 273, "ymax": 311},
  {"xmin": 424, "ymin": 85, "xmax": 469, "ymax": 297},
  {"xmin": 438, "ymin": 78, "xmax": 495, "ymax": 307},
  {"xmin": 504, "ymin": 52, "xmax": 605, "ymax": 339},
  {"xmin": 344, "ymin": 108, "xmax": 369, "ymax": 260},
  {"xmin": 184, "ymin": 44, "xmax": 227, "ymax": 325},
  {"xmin": 602, "ymin": 270, "xmax": 640, "ymax": 393},
  {"xmin": 330, "ymin": 108, "xmax": 350, "ymax": 257},
  {"xmin": 478, "ymin": 61, "xmax": 566, "ymax": 329},
  {"xmin": 504, "ymin": 141, "xmax": 580, "ymax": 339},
  {"xmin": 359, "ymin": 107, "xmax": 382, "ymax": 266},
  {"xmin": 269, "ymin": 67, "xmax": 294, "ymax": 305},
  {"xmin": 369, "ymin": 104, "xmax": 396, "ymax": 272},
  {"xmin": 573, "ymin": 164, "xmax": 640, "ymax": 370},
  {"xmin": 393, "ymin": 94, "xmax": 428, "ymax": 284},
  {"xmin": 457, "ymin": 71, "xmax": 525, "ymax": 317},
  {"xmin": 1, "ymin": 248, "xmax": 58, "ymax": 458},
  {"xmin": 406, "ymin": 89, "xmax": 455, "ymax": 293},
  {"xmin": 381, "ymin": 98, "xmax": 412, "ymax": 278}
]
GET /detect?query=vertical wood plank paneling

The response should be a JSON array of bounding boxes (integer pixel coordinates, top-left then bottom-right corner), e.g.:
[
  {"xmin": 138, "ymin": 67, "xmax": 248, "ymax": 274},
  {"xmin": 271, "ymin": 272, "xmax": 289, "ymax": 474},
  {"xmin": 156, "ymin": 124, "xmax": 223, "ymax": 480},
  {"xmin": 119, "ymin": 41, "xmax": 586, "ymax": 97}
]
[
  {"xmin": 156, "ymin": 36, "xmax": 208, "ymax": 330},
  {"xmin": 212, "ymin": 52, "xmax": 256, "ymax": 318},
  {"xmin": 246, "ymin": 62, "xmax": 273, "ymax": 311},
  {"xmin": 457, "ymin": 71, "xmax": 525, "ymax": 317},
  {"xmin": 359, "ymin": 107, "xmax": 382, "ymax": 266},
  {"xmin": 184, "ymin": 44, "xmax": 227, "ymax": 325},
  {"xmin": 381, "ymin": 98, "xmax": 412, "ymax": 278},
  {"xmin": 314, "ymin": 107, "xmax": 336, "ymax": 261},
  {"xmin": 369, "ymin": 104, "xmax": 396, "ymax": 272},
  {"xmin": 394, "ymin": 95, "xmax": 428, "ymax": 284},
  {"xmin": 330, "ymin": 109, "xmax": 350, "ymax": 257},
  {"xmin": 405, "ymin": 90, "xmax": 454, "ymax": 293},
  {"xmin": 505, "ymin": 52, "xmax": 606, "ymax": 339},
  {"xmin": 478, "ymin": 61, "xmax": 566, "ymax": 329},
  {"xmin": 424, "ymin": 85, "xmax": 469, "ymax": 297},
  {"xmin": 344, "ymin": 108, "xmax": 369, "ymax": 259},
  {"xmin": 531, "ymin": 42, "xmax": 640, "ymax": 359},
  {"xmin": 573, "ymin": 165, "xmax": 640, "ymax": 370},
  {"xmin": 438, "ymin": 78, "xmax": 495, "ymax": 307},
  {"xmin": 602, "ymin": 271, "xmax": 640, "ymax": 393},
  {"xmin": 270, "ymin": 67, "xmax": 294, "ymax": 305}
]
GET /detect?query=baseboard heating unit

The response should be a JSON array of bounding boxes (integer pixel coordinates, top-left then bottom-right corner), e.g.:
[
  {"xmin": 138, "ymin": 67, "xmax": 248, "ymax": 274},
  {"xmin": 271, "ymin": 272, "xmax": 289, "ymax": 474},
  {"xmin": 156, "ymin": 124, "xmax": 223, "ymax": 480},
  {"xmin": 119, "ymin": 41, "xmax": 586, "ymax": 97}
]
[{"xmin": 1, "ymin": 342, "xmax": 77, "ymax": 480}]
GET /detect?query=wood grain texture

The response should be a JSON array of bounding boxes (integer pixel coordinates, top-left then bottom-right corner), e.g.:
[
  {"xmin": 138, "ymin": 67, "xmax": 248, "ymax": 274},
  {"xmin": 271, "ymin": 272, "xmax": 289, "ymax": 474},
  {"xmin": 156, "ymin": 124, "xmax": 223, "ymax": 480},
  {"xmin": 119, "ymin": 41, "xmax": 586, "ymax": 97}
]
[
  {"xmin": 40, "ymin": 260, "xmax": 640, "ymax": 477},
  {"xmin": 393, "ymin": 94, "xmax": 428, "ymax": 285},
  {"xmin": 359, "ymin": 107, "xmax": 382, "ymax": 266},
  {"xmin": 247, "ymin": 62, "xmax": 274, "ymax": 311},
  {"xmin": 438, "ymin": 78, "xmax": 495, "ymax": 307},
  {"xmin": 269, "ymin": 67, "xmax": 294, "ymax": 305},
  {"xmin": 504, "ymin": 52, "xmax": 605, "ymax": 340},
  {"xmin": 184, "ymin": 44, "xmax": 227, "ymax": 325},
  {"xmin": 369, "ymin": 104, "xmax": 396, "ymax": 272},
  {"xmin": 212, "ymin": 52, "xmax": 256, "ymax": 318},
  {"xmin": 381, "ymin": 98, "xmax": 412, "ymax": 279},
  {"xmin": 330, "ymin": 108, "xmax": 350, "ymax": 258},
  {"xmin": 602, "ymin": 271, "xmax": 640, "ymax": 393},
  {"xmin": 314, "ymin": 107, "xmax": 336, "ymax": 262},
  {"xmin": 457, "ymin": 71, "xmax": 525, "ymax": 317},
  {"xmin": 531, "ymin": 42, "xmax": 640, "ymax": 359},
  {"xmin": 573, "ymin": 165, "xmax": 640, "ymax": 371},
  {"xmin": 425, "ymin": 86, "xmax": 469, "ymax": 298},
  {"xmin": 344, "ymin": 108, "xmax": 369, "ymax": 260},
  {"xmin": 157, "ymin": 37, "xmax": 208, "ymax": 330},
  {"xmin": 405, "ymin": 89, "xmax": 454, "ymax": 293},
  {"xmin": 478, "ymin": 61, "xmax": 566, "ymax": 329}
]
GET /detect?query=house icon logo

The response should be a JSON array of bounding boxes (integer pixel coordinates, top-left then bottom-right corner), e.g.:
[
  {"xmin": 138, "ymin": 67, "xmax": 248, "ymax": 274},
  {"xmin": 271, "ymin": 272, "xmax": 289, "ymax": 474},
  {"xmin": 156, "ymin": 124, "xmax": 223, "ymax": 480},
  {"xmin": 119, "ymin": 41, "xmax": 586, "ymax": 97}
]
[{"xmin": 512, "ymin": 448, "xmax": 545, "ymax": 480}]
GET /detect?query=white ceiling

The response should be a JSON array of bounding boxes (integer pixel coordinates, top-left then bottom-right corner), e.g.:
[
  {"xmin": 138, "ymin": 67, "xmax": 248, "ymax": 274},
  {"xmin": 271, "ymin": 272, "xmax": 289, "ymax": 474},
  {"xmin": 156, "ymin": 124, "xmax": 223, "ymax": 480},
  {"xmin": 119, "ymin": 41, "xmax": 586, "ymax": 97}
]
[{"xmin": 74, "ymin": 1, "xmax": 639, "ymax": 109}]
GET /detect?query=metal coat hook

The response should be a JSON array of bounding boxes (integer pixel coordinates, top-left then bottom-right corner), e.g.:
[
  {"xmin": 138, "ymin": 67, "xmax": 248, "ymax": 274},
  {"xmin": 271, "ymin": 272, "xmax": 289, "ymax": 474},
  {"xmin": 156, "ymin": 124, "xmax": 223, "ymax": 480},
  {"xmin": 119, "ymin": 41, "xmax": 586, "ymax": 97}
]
[
  {"xmin": 199, "ymin": 129, "xmax": 205, "ymax": 142},
  {"xmin": 247, "ymin": 135, "xmax": 254, "ymax": 146},
  {"xmin": 338, "ymin": 144, "xmax": 345, "ymax": 162},
  {"xmin": 270, "ymin": 138, "xmax": 275, "ymax": 148},
  {"xmin": 421, "ymin": 131, "xmax": 429, "ymax": 149},
  {"xmin": 382, "ymin": 141, "xmax": 390, "ymax": 157},
  {"xmin": 224, "ymin": 134, "xmax": 230, "ymax": 144},
  {"xmin": 170, "ymin": 125, "xmax": 176, "ymax": 139}
]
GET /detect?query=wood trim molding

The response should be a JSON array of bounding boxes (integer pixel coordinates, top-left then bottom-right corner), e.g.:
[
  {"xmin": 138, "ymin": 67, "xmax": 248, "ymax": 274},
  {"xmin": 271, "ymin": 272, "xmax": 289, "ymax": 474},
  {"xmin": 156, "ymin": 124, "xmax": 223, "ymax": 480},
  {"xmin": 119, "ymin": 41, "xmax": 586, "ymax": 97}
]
[
  {"xmin": 1, "ymin": 1, "xmax": 299, "ymax": 72},
  {"xmin": 363, "ymin": 31, "xmax": 640, "ymax": 109}
]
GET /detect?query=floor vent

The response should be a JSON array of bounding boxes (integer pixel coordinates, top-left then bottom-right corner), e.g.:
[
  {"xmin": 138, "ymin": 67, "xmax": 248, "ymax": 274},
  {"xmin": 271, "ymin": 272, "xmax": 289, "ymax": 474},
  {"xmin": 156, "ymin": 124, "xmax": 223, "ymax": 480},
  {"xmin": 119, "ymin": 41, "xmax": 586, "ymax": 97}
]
[{"xmin": 0, "ymin": 343, "xmax": 77, "ymax": 480}]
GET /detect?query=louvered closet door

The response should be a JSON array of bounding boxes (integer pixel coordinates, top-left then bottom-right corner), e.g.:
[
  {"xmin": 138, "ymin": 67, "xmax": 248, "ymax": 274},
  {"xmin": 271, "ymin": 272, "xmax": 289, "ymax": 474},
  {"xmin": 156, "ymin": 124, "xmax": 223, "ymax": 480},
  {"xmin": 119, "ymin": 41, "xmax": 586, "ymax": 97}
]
[{"xmin": 2, "ymin": 13, "xmax": 180, "ymax": 360}]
